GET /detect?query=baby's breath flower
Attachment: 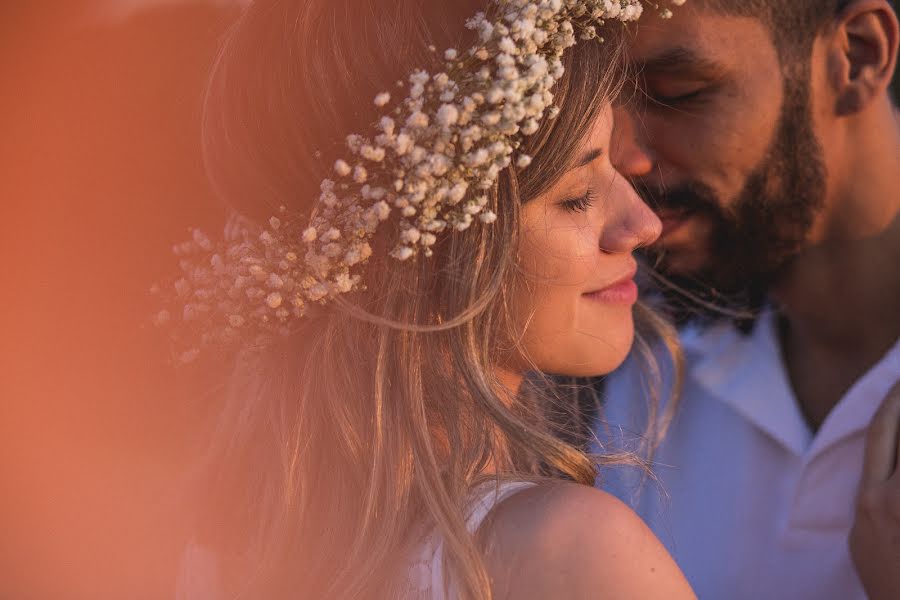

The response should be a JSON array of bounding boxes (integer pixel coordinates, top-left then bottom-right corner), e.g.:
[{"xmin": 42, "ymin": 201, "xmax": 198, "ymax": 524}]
[
  {"xmin": 393, "ymin": 246, "xmax": 414, "ymax": 261},
  {"xmin": 266, "ymin": 292, "xmax": 283, "ymax": 309},
  {"xmin": 334, "ymin": 159, "xmax": 352, "ymax": 177},
  {"xmin": 436, "ymin": 104, "xmax": 460, "ymax": 128},
  {"xmin": 157, "ymin": 0, "xmax": 682, "ymax": 357}
]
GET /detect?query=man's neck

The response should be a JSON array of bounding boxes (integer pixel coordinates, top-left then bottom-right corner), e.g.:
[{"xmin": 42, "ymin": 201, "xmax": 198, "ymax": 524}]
[{"xmin": 772, "ymin": 102, "xmax": 900, "ymax": 430}]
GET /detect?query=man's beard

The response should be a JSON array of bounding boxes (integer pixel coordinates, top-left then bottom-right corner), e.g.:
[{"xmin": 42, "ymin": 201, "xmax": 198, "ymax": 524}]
[{"xmin": 640, "ymin": 73, "xmax": 827, "ymax": 327}]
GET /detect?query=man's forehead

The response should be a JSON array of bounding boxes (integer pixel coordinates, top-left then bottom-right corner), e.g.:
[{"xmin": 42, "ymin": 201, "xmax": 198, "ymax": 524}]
[{"xmin": 625, "ymin": 9, "xmax": 773, "ymax": 71}]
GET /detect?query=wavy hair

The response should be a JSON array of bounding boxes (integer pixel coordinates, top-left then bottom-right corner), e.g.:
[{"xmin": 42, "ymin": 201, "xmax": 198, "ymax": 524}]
[{"xmin": 187, "ymin": 1, "xmax": 681, "ymax": 598}]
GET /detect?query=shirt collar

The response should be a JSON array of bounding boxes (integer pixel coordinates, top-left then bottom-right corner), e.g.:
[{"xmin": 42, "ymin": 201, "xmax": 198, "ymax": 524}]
[
  {"xmin": 682, "ymin": 312, "xmax": 900, "ymax": 459},
  {"xmin": 807, "ymin": 336, "xmax": 900, "ymax": 459},
  {"xmin": 683, "ymin": 311, "xmax": 813, "ymax": 456}
]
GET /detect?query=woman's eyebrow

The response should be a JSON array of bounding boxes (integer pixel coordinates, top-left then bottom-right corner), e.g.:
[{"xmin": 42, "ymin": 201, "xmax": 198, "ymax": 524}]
[{"xmin": 574, "ymin": 147, "xmax": 604, "ymax": 168}]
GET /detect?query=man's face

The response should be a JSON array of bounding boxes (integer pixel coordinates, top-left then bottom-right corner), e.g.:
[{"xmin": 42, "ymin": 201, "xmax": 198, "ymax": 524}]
[{"xmin": 612, "ymin": 4, "xmax": 827, "ymax": 309}]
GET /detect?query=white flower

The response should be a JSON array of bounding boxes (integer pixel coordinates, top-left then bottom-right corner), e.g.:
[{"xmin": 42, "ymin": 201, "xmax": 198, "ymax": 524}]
[
  {"xmin": 395, "ymin": 133, "xmax": 414, "ymax": 155},
  {"xmin": 333, "ymin": 273, "xmax": 353, "ymax": 293},
  {"xmin": 498, "ymin": 37, "xmax": 516, "ymax": 54},
  {"xmin": 400, "ymin": 227, "xmax": 421, "ymax": 244},
  {"xmin": 307, "ymin": 283, "xmax": 329, "ymax": 301},
  {"xmin": 361, "ymin": 145, "xmax": 386, "ymax": 162},
  {"xmin": 454, "ymin": 213, "xmax": 474, "ymax": 231},
  {"xmin": 436, "ymin": 103, "xmax": 460, "ymax": 127},
  {"xmin": 393, "ymin": 246, "xmax": 414, "ymax": 261},
  {"xmin": 160, "ymin": 0, "xmax": 671, "ymax": 354},
  {"xmin": 481, "ymin": 111, "xmax": 502, "ymax": 126},
  {"xmin": 406, "ymin": 111, "xmax": 429, "ymax": 129},
  {"xmin": 334, "ymin": 159, "xmax": 351, "ymax": 177},
  {"xmin": 373, "ymin": 200, "xmax": 391, "ymax": 220},
  {"xmin": 463, "ymin": 202, "xmax": 484, "ymax": 215},
  {"xmin": 266, "ymin": 292, "xmax": 283, "ymax": 309},
  {"xmin": 448, "ymin": 182, "xmax": 468, "ymax": 204}
]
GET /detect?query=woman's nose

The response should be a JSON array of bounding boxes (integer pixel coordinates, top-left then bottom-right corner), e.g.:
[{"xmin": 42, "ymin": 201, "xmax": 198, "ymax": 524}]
[{"xmin": 598, "ymin": 172, "xmax": 662, "ymax": 254}]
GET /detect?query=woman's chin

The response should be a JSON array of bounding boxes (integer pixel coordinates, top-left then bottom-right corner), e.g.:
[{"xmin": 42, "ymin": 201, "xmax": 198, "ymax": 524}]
[{"xmin": 537, "ymin": 323, "xmax": 635, "ymax": 378}]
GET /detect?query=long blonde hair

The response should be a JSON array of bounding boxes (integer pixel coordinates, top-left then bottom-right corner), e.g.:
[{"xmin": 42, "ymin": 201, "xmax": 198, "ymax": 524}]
[{"xmin": 191, "ymin": 1, "xmax": 680, "ymax": 598}]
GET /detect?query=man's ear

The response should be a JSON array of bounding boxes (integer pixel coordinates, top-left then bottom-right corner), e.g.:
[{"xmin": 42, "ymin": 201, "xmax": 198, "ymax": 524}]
[{"xmin": 826, "ymin": 0, "xmax": 899, "ymax": 115}]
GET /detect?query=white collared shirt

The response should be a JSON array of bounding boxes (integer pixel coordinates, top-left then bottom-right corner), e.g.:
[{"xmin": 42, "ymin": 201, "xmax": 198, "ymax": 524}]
[{"xmin": 598, "ymin": 310, "xmax": 900, "ymax": 600}]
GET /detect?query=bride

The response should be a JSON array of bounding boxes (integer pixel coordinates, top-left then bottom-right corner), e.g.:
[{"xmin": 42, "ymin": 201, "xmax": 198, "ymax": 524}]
[{"xmin": 167, "ymin": 0, "xmax": 695, "ymax": 597}]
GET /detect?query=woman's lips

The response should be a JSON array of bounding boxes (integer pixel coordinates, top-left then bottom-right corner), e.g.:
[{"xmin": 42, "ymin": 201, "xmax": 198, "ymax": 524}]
[
  {"xmin": 583, "ymin": 279, "xmax": 638, "ymax": 304},
  {"xmin": 582, "ymin": 264, "xmax": 639, "ymax": 305}
]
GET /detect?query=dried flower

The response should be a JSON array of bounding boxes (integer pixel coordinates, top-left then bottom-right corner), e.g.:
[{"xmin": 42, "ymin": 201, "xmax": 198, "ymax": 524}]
[{"xmin": 156, "ymin": 0, "xmax": 686, "ymax": 356}]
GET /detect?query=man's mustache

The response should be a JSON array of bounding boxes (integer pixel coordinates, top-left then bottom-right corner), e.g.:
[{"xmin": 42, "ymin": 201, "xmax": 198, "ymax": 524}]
[{"xmin": 632, "ymin": 180, "xmax": 722, "ymax": 217}]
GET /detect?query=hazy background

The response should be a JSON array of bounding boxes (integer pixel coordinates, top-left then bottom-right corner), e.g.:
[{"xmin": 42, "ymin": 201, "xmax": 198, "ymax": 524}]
[
  {"xmin": 1, "ymin": 2, "xmax": 898, "ymax": 598},
  {"xmin": 2, "ymin": 2, "xmax": 241, "ymax": 598}
]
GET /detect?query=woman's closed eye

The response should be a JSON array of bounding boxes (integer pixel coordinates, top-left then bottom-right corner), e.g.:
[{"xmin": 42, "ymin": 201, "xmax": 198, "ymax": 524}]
[{"xmin": 559, "ymin": 188, "xmax": 596, "ymax": 213}]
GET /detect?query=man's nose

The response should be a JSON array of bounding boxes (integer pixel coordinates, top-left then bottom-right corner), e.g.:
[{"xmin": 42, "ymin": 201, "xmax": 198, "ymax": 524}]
[{"xmin": 610, "ymin": 106, "xmax": 655, "ymax": 179}]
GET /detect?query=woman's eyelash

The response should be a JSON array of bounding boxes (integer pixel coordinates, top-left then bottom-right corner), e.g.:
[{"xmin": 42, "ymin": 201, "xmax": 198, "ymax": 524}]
[{"xmin": 560, "ymin": 189, "xmax": 596, "ymax": 213}]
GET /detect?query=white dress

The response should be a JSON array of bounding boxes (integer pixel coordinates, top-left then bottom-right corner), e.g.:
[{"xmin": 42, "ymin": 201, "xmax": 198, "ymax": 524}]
[
  {"xmin": 176, "ymin": 481, "xmax": 535, "ymax": 599},
  {"xmin": 401, "ymin": 481, "xmax": 536, "ymax": 599}
]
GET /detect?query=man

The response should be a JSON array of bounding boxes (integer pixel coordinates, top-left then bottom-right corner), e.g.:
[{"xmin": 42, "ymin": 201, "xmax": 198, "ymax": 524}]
[{"xmin": 600, "ymin": 1, "xmax": 900, "ymax": 598}]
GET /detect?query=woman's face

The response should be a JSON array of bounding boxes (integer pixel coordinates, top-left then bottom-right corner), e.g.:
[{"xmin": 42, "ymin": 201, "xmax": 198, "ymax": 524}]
[{"xmin": 512, "ymin": 106, "xmax": 662, "ymax": 377}]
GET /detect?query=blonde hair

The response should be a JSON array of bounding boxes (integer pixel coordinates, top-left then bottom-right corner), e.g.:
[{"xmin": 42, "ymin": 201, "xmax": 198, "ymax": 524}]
[{"xmin": 191, "ymin": 1, "xmax": 680, "ymax": 598}]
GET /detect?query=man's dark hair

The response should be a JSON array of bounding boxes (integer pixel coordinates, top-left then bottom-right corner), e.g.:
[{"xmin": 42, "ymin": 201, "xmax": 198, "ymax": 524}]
[
  {"xmin": 706, "ymin": 0, "xmax": 853, "ymax": 61},
  {"xmin": 708, "ymin": 0, "xmax": 898, "ymax": 97}
]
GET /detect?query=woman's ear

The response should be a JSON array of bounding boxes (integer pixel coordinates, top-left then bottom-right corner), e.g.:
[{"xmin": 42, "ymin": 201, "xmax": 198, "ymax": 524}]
[{"xmin": 825, "ymin": 0, "xmax": 899, "ymax": 115}]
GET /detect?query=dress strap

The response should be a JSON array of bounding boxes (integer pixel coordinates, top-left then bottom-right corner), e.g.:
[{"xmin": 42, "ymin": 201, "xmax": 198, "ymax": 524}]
[{"xmin": 406, "ymin": 480, "xmax": 536, "ymax": 599}]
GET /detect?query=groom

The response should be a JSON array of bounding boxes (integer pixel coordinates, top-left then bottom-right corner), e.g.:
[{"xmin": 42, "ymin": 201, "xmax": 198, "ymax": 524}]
[{"xmin": 600, "ymin": 0, "xmax": 900, "ymax": 598}]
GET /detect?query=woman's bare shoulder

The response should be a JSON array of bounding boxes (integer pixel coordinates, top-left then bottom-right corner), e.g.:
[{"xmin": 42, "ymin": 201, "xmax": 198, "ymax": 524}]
[{"xmin": 479, "ymin": 482, "xmax": 696, "ymax": 599}]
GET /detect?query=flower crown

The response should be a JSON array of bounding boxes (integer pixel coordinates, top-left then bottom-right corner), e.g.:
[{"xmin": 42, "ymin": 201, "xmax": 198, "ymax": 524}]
[{"xmin": 155, "ymin": 0, "xmax": 685, "ymax": 362}]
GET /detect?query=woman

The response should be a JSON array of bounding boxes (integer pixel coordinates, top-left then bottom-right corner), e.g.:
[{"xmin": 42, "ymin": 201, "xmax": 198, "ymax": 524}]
[{"xmin": 168, "ymin": 0, "xmax": 695, "ymax": 598}]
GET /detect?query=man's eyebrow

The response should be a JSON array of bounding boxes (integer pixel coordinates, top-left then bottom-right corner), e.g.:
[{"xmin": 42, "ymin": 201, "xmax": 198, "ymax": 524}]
[
  {"xmin": 574, "ymin": 147, "xmax": 604, "ymax": 168},
  {"xmin": 635, "ymin": 47, "xmax": 723, "ymax": 74}
]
